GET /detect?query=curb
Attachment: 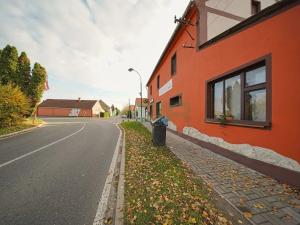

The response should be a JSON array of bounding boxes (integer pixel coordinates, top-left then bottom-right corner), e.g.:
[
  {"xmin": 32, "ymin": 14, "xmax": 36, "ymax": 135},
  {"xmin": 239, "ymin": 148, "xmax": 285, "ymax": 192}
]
[
  {"xmin": 93, "ymin": 123, "xmax": 122, "ymax": 225},
  {"xmin": 0, "ymin": 123, "xmax": 45, "ymax": 140},
  {"xmin": 115, "ymin": 128, "xmax": 125, "ymax": 225}
]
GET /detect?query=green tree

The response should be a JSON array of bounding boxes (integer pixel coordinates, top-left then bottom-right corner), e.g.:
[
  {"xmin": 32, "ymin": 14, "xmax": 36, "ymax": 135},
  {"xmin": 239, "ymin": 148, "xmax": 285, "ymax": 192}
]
[
  {"xmin": 116, "ymin": 107, "xmax": 120, "ymax": 115},
  {"xmin": 29, "ymin": 63, "xmax": 47, "ymax": 110},
  {"xmin": 16, "ymin": 52, "xmax": 31, "ymax": 95},
  {"xmin": 0, "ymin": 83, "xmax": 30, "ymax": 127},
  {"xmin": 0, "ymin": 45, "xmax": 18, "ymax": 85}
]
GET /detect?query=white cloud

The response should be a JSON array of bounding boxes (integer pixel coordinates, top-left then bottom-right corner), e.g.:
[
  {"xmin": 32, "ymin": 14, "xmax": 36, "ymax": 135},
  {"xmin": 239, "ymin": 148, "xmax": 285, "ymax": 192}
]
[{"xmin": 0, "ymin": 0, "xmax": 189, "ymax": 108}]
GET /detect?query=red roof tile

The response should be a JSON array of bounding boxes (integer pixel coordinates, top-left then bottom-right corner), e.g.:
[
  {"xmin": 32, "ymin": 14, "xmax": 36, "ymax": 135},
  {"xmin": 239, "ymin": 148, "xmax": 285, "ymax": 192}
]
[{"xmin": 38, "ymin": 99, "xmax": 98, "ymax": 109}]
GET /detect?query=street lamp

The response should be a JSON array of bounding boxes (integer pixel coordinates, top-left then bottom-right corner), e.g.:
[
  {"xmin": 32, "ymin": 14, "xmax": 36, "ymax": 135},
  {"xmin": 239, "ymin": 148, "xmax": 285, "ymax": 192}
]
[{"xmin": 128, "ymin": 68, "xmax": 143, "ymax": 123}]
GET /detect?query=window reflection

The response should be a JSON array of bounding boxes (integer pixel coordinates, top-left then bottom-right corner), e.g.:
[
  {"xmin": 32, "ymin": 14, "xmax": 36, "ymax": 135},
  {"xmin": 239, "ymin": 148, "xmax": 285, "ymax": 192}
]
[
  {"xmin": 246, "ymin": 66, "xmax": 266, "ymax": 86},
  {"xmin": 245, "ymin": 89, "xmax": 266, "ymax": 121},
  {"xmin": 214, "ymin": 81, "xmax": 223, "ymax": 119},
  {"xmin": 225, "ymin": 75, "xmax": 241, "ymax": 119}
]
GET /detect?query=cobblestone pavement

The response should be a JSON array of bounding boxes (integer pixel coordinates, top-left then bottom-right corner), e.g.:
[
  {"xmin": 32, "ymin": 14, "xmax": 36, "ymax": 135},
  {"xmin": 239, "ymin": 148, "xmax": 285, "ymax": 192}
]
[{"xmin": 144, "ymin": 123, "xmax": 300, "ymax": 225}]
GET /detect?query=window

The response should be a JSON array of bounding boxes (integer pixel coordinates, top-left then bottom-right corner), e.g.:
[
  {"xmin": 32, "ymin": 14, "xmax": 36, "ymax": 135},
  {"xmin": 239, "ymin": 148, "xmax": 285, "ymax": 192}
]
[
  {"xmin": 206, "ymin": 57, "xmax": 270, "ymax": 127},
  {"xmin": 171, "ymin": 53, "xmax": 177, "ymax": 75},
  {"xmin": 170, "ymin": 95, "xmax": 182, "ymax": 107},
  {"xmin": 156, "ymin": 101, "xmax": 162, "ymax": 117},
  {"xmin": 252, "ymin": 0, "xmax": 261, "ymax": 14},
  {"xmin": 157, "ymin": 75, "xmax": 160, "ymax": 89},
  {"xmin": 149, "ymin": 85, "xmax": 152, "ymax": 95},
  {"xmin": 150, "ymin": 104, "xmax": 153, "ymax": 118}
]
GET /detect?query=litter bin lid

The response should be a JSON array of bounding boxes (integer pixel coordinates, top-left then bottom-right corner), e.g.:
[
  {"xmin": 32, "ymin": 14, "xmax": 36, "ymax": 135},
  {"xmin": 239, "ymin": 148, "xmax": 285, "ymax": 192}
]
[{"xmin": 151, "ymin": 116, "xmax": 168, "ymax": 126}]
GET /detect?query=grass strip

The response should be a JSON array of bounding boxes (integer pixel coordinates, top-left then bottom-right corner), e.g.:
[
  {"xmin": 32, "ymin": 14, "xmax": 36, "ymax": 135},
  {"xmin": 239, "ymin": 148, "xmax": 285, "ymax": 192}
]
[
  {"xmin": 0, "ymin": 117, "xmax": 44, "ymax": 136},
  {"xmin": 122, "ymin": 121, "xmax": 232, "ymax": 225}
]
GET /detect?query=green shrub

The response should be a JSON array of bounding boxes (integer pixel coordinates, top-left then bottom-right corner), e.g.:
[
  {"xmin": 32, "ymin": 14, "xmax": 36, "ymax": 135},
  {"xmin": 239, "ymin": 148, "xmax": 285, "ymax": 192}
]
[{"xmin": 0, "ymin": 83, "xmax": 30, "ymax": 127}]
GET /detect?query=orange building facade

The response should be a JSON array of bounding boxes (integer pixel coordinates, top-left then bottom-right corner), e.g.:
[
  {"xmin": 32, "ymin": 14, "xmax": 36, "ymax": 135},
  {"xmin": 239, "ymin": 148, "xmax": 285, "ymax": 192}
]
[{"xmin": 147, "ymin": 1, "xmax": 300, "ymax": 166}]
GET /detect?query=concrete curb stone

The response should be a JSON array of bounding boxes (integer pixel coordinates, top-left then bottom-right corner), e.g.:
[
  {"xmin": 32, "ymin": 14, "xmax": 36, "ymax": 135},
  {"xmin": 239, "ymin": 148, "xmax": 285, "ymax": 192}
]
[
  {"xmin": 0, "ymin": 123, "xmax": 45, "ymax": 140},
  {"xmin": 115, "ymin": 127, "xmax": 125, "ymax": 225}
]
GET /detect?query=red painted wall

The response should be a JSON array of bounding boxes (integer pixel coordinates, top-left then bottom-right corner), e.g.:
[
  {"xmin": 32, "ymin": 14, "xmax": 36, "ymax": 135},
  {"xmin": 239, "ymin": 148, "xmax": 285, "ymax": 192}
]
[
  {"xmin": 147, "ymin": 5, "xmax": 300, "ymax": 162},
  {"xmin": 37, "ymin": 107, "xmax": 92, "ymax": 117}
]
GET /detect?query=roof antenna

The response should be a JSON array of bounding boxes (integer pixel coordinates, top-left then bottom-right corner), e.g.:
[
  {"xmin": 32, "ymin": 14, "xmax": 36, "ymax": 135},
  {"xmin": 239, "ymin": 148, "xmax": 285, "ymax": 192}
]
[
  {"xmin": 174, "ymin": 15, "xmax": 195, "ymax": 26},
  {"xmin": 174, "ymin": 15, "xmax": 195, "ymax": 41}
]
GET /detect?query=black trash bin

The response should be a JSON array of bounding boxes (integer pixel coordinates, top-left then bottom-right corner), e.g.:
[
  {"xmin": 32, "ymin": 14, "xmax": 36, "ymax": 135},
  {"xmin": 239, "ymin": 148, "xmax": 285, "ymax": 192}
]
[{"xmin": 151, "ymin": 116, "xmax": 168, "ymax": 146}]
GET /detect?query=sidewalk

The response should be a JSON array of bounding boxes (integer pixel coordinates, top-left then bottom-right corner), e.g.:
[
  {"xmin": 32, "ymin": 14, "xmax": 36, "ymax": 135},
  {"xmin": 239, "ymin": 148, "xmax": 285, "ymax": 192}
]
[{"xmin": 144, "ymin": 122, "xmax": 300, "ymax": 225}]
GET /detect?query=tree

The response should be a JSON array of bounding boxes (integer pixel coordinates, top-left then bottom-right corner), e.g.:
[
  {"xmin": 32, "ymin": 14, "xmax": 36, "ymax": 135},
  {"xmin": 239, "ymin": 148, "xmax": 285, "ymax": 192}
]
[
  {"xmin": 0, "ymin": 83, "xmax": 30, "ymax": 127},
  {"xmin": 116, "ymin": 107, "xmax": 120, "ymax": 116},
  {"xmin": 29, "ymin": 63, "xmax": 47, "ymax": 109},
  {"xmin": 16, "ymin": 52, "xmax": 31, "ymax": 95},
  {"xmin": 0, "ymin": 45, "xmax": 18, "ymax": 85}
]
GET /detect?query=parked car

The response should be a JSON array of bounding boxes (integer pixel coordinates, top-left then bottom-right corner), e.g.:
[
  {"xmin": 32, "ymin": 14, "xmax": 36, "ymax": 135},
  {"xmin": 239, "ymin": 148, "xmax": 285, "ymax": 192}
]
[{"xmin": 121, "ymin": 114, "xmax": 127, "ymax": 118}]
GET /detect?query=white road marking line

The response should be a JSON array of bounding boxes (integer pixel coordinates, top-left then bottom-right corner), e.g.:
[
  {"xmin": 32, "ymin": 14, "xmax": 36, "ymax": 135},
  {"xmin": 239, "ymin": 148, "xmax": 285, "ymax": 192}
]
[
  {"xmin": 93, "ymin": 124, "xmax": 122, "ymax": 225},
  {"xmin": 46, "ymin": 122, "xmax": 86, "ymax": 124},
  {"xmin": 0, "ymin": 123, "xmax": 86, "ymax": 169}
]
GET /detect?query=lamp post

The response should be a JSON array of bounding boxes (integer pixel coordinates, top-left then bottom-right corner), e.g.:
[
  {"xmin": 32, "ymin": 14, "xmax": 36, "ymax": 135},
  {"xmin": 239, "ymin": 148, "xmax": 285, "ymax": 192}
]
[{"xmin": 128, "ymin": 68, "xmax": 143, "ymax": 123}]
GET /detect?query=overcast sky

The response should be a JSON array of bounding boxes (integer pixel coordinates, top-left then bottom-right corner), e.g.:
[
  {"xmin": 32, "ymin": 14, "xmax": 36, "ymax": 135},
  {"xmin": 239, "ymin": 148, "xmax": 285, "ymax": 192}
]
[{"xmin": 0, "ymin": 0, "xmax": 189, "ymax": 108}]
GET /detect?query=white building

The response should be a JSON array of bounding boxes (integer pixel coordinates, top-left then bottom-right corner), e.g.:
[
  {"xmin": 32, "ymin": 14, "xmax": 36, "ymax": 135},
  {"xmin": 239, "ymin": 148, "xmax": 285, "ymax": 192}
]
[{"xmin": 134, "ymin": 98, "xmax": 148, "ymax": 120}]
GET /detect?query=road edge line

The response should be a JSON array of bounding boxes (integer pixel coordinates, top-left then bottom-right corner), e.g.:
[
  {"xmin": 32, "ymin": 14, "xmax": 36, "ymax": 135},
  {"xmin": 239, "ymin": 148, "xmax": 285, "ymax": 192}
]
[
  {"xmin": 93, "ymin": 123, "xmax": 122, "ymax": 225},
  {"xmin": 115, "ymin": 126, "xmax": 125, "ymax": 225}
]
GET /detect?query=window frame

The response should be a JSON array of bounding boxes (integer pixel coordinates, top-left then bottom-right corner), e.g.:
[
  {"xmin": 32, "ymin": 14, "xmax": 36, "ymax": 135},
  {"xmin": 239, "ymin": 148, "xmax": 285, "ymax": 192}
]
[
  {"xmin": 169, "ymin": 94, "xmax": 182, "ymax": 107},
  {"xmin": 171, "ymin": 53, "xmax": 177, "ymax": 76},
  {"xmin": 251, "ymin": 0, "xmax": 261, "ymax": 15},
  {"xmin": 156, "ymin": 101, "xmax": 162, "ymax": 117},
  {"xmin": 149, "ymin": 104, "xmax": 153, "ymax": 118},
  {"xmin": 205, "ymin": 55, "xmax": 272, "ymax": 128}
]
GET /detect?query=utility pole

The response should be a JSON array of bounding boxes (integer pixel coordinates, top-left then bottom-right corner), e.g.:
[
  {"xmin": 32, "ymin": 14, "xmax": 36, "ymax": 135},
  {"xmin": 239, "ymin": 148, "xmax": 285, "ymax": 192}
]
[{"xmin": 128, "ymin": 98, "xmax": 130, "ymax": 120}]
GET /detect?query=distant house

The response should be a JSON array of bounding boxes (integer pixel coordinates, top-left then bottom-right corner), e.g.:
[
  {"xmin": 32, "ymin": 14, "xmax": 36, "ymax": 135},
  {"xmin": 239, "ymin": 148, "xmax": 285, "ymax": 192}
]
[
  {"xmin": 134, "ymin": 98, "xmax": 148, "ymax": 119},
  {"xmin": 37, "ymin": 98, "xmax": 104, "ymax": 117},
  {"xmin": 99, "ymin": 99, "xmax": 111, "ymax": 117},
  {"xmin": 128, "ymin": 105, "xmax": 135, "ymax": 118}
]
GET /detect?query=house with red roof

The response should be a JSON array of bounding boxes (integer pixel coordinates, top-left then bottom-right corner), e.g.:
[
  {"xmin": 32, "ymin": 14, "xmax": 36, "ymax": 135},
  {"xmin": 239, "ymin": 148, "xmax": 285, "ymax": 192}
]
[{"xmin": 37, "ymin": 98, "xmax": 105, "ymax": 117}]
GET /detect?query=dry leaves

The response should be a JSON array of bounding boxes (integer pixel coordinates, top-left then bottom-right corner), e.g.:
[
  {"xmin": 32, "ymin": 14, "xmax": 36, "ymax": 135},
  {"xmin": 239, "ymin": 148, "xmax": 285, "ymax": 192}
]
[{"xmin": 122, "ymin": 122, "xmax": 232, "ymax": 225}]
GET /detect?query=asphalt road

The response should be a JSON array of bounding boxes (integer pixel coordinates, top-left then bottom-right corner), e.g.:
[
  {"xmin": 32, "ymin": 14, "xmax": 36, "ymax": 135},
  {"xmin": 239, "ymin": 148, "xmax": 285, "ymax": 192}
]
[{"xmin": 0, "ymin": 118, "xmax": 120, "ymax": 225}]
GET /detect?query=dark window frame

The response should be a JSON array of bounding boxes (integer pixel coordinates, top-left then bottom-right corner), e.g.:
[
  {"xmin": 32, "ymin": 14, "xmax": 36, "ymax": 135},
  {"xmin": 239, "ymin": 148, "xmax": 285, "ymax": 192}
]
[
  {"xmin": 251, "ymin": 0, "xmax": 261, "ymax": 14},
  {"xmin": 205, "ymin": 55, "xmax": 272, "ymax": 128},
  {"xmin": 169, "ymin": 94, "xmax": 182, "ymax": 107},
  {"xmin": 157, "ymin": 75, "xmax": 160, "ymax": 89},
  {"xmin": 156, "ymin": 101, "xmax": 162, "ymax": 117},
  {"xmin": 149, "ymin": 104, "xmax": 153, "ymax": 118},
  {"xmin": 171, "ymin": 53, "xmax": 177, "ymax": 76}
]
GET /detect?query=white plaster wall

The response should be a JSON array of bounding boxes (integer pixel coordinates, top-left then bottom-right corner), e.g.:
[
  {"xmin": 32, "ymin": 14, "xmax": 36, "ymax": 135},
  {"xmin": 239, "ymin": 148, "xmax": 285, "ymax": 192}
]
[
  {"xmin": 206, "ymin": 0, "xmax": 250, "ymax": 40},
  {"xmin": 135, "ymin": 106, "xmax": 147, "ymax": 119},
  {"xmin": 207, "ymin": 14, "xmax": 241, "ymax": 40},
  {"xmin": 92, "ymin": 101, "xmax": 104, "ymax": 116},
  {"xmin": 183, "ymin": 126, "xmax": 300, "ymax": 172},
  {"xmin": 206, "ymin": 0, "xmax": 251, "ymax": 18},
  {"xmin": 168, "ymin": 120, "xmax": 177, "ymax": 131},
  {"xmin": 206, "ymin": 0, "xmax": 278, "ymax": 40},
  {"xmin": 259, "ymin": 0, "xmax": 279, "ymax": 10}
]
